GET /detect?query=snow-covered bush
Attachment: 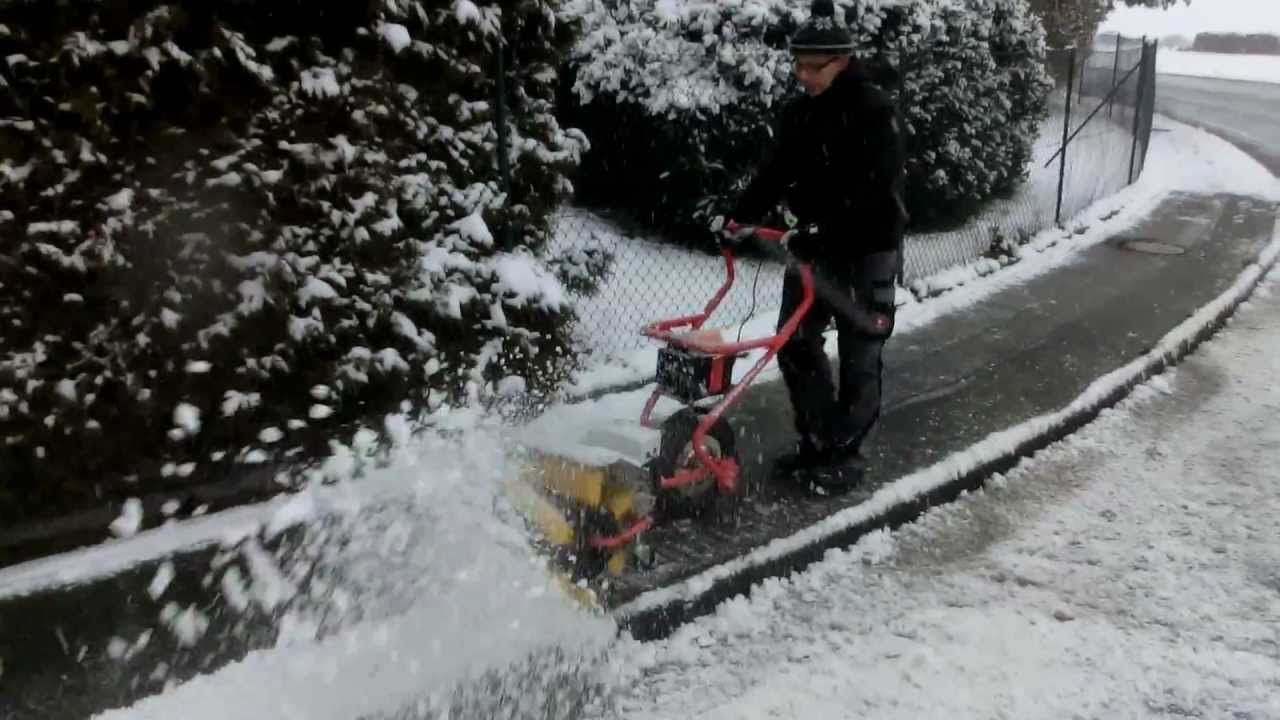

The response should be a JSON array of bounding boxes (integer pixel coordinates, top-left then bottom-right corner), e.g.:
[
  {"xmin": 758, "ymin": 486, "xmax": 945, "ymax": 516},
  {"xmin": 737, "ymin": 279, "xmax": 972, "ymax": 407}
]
[
  {"xmin": 560, "ymin": 0, "xmax": 1052, "ymax": 240},
  {"xmin": 0, "ymin": 0, "xmax": 585, "ymax": 523}
]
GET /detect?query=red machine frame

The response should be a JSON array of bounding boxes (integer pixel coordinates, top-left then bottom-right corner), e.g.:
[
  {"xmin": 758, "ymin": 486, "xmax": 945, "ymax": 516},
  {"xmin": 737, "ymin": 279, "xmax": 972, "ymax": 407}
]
[{"xmin": 586, "ymin": 224, "xmax": 816, "ymax": 551}]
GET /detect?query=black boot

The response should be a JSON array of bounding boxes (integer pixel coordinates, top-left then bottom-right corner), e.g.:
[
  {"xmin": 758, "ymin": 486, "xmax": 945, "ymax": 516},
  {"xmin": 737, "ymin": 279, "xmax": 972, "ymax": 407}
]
[
  {"xmin": 802, "ymin": 441, "xmax": 867, "ymax": 495},
  {"xmin": 771, "ymin": 434, "xmax": 823, "ymax": 479}
]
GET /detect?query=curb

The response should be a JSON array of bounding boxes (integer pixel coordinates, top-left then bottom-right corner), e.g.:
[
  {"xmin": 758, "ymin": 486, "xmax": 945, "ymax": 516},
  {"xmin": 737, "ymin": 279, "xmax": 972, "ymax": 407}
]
[{"xmin": 613, "ymin": 209, "xmax": 1280, "ymax": 643}]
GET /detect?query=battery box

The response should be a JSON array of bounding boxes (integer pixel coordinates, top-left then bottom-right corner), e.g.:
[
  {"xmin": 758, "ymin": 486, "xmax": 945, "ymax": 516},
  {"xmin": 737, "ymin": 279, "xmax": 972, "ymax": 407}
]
[{"xmin": 655, "ymin": 345, "xmax": 736, "ymax": 403}]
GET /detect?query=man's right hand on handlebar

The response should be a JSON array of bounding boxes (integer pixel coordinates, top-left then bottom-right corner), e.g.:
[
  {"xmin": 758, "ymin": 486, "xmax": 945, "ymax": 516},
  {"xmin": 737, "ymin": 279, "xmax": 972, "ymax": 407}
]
[{"xmin": 782, "ymin": 223, "xmax": 822, "ymax": 263}]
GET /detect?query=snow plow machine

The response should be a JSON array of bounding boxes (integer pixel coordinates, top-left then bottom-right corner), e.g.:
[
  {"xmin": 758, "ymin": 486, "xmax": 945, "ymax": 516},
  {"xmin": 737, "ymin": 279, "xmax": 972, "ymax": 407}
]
[{"xmin": 503, "ymin": 224, "xmax": 816, "ymax": 609}]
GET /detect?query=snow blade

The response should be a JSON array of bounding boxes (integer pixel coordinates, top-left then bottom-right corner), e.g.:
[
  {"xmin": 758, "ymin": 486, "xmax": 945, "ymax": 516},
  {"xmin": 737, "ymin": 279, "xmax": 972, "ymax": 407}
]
[{"xmin": 504, "ymin": 452, "xmax": 657, "ymax": 609}]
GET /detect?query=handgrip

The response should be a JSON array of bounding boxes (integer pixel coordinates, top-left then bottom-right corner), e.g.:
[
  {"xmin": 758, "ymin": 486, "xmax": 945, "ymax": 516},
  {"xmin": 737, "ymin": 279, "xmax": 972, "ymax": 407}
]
[{"xmin": 724, "ymin": 220, "xmax": 787, "ymax": 244}]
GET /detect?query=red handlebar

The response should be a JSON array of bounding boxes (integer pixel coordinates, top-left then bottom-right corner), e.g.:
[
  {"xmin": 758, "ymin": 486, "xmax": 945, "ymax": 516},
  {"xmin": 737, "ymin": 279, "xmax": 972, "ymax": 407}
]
[
  {"xmin": 641, "ymin": 221, "xmax": 808, "ymax": 354},
  {"xmin": 724, "ymin": 221, "xmax": 787, "ymax": 245}
]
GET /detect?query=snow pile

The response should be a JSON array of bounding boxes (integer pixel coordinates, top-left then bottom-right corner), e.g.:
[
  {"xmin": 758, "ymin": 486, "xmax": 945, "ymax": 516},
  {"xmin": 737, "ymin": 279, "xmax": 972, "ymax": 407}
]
[
  {"xmin": 559, "ymin": 0, "xmax": 1052, "ymax": 239},
  {"xmin": 0, "ymin": 0, "xmax": 585, "ymax": 531},
  {"xmin": 1158, "ymin": 49, "xmax": 1280, "ymax": 84}
]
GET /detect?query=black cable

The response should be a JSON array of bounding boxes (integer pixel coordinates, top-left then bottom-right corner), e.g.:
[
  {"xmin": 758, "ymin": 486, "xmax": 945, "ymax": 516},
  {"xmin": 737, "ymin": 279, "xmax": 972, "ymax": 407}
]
[{"xmin": 735, "ymin": 257, "xmax": 765, "ymax": 344}]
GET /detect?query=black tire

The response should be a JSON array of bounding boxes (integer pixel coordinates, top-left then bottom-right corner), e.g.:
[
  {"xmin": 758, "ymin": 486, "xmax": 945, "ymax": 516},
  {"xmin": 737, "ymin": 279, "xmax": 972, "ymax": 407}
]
[{"xmin": 650, "ymin": 408, "xmax": 739, "ymax": 522}]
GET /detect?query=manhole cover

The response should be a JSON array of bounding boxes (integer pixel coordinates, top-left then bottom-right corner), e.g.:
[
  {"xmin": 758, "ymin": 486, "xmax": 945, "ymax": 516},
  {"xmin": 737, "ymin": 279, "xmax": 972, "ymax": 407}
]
[{"xmin": 1117, "ymin": 238, "xmax": 1185, "ymax": 255}]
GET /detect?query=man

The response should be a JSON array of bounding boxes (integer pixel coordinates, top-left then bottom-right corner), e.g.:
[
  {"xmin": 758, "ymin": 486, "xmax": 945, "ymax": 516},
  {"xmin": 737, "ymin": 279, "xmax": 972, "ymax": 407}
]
[{"xmin": 718, "ymin": 0, "xmax": 908, "ymax": 492}]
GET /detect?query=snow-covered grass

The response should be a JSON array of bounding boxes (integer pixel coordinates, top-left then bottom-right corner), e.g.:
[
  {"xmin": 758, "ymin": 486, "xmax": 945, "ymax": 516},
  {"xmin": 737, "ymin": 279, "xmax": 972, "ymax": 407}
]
[
  {"xmin": 1159, "ymin": 49, "xmax": 1280, "ymax": 84},
  {"xmin": 553, "ymin": 111, "xmax": 1275, "ymax": 400},
  {"xmin": 596, "ymin": 257, "xmax": 1280, "ymax": 720}
]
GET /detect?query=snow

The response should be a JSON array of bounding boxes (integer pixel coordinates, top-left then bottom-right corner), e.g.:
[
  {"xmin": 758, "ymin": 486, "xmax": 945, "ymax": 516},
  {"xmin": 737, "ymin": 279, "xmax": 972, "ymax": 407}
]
[
  {"xmin": 160, "ymin": 603, "xmax": 209, "ymax": 648},
  {"xmin": 173, "ymin": 402, "xmax": 201, "ymax": 435},
  {"xmin": 147, "ymin": 561, "xmax": 175, "ymax": 599},
  {"xmin": 27, "ymin": 220, "xmax": 79, "ymax": 237},
  {"xmin": 205, "ymin": 171, "xmax": 242, "ymax": 188},
  {"xmin": 86, "ymin": 423, "xmax": 615, "ymax": 720},
  {"xmin": 104, "ymin": 188, "xmax": 134, "ymax": 210},
  {"xmin": 1100, "ymin": 0, "xmax": 1280, "ymax": 38},
  {"xmin": 391, "ymin": 311, "xmax": 434, "ymax": 351},
  {"xmin": 299, "ymin": 67, "xmax": 342, "ymax": 99},
  {"xmin": 496, "ymin": 375, "xmax": 527, "ymax": 397},
  {"xmin": 240, "ymin": 537, "xmax": 296, "ymax": 612},
  {"xmin": 265, "ymin": 492, "xmax": 315, "ymax": 539},
  {"xmin": 159, "ymin": 308, "xmax": 181, "ymax": 329},
  {"xmin": 220, "ymin": 567, "xmax": 250, "ymax": 613},
  {"xmin": 599, "ymin": 258, "xmax": 1280, "ymax": 720},
  {"xmin": 184, "ymin": 360, "xmax": 211, "ymax": 374},
  {"xmin": 378, "ymin": 22, "xmax": 411, "ymax": 54},
  {"xmin": 297, "ymin": 276, "xmax": 338, "ymax": 305},
  {"xmin": 449, "ymin": 211, "xmax": 493, "ymax": 246},
  {"xmin": 455, "ymin": 0, "xmax": 483, "ymax": 26},
  {"xmin": 489, "ymin": 251, "xmax": 567, "ymax": 311},
  {"xmin": 1158, "ymin": 49, "xmax": 1280, "ymax": 85},
  {"xmin": 222, "ymin": 391, "xmax": 260, "ymax": 417},
  {"xmin": 109, "ymin": 499, "xmax": 143, "ymax": 539}
]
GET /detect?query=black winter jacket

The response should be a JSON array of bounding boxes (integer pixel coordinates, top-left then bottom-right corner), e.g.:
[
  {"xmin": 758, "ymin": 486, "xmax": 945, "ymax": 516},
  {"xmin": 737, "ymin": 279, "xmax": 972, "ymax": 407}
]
[{"xmin": 731, "ymin": 65, "xmax": 908, "ymax": 268}]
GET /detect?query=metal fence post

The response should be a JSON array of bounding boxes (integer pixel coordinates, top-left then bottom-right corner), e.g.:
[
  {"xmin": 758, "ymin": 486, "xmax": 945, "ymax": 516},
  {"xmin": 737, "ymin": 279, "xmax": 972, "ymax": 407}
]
[
  {"xmin": 495, "ymin": 37, "xmax": 514, "ymax": 247},
  {"xmin": 1055, "ymin": 47, "xmax": 1076, "ymax": 227},
  {"xmin": 1077, "ymin": 47, "xmax": 1087, "ymax": 105},
  {"xmin": 1127, "ymin": 38, "xmax": 1149, "ymax": 185},
  {"xmin": 1108, "ymin": 33, "xmax": 1122, "ymax": 118}
]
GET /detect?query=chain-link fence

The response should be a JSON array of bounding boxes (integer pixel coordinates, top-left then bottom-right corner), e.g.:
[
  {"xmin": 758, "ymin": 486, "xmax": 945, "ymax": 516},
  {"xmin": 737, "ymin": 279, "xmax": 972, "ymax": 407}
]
[{"xmin": 501, "ymin": 35, "xmax": 1159, "ymax": 372}]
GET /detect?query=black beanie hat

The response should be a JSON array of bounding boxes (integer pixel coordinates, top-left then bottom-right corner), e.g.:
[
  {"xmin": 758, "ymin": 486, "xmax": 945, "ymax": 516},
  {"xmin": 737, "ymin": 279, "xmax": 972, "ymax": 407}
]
[{"xmin": 789, "ymin": 0, "xmax": 854, "ymax": 56}]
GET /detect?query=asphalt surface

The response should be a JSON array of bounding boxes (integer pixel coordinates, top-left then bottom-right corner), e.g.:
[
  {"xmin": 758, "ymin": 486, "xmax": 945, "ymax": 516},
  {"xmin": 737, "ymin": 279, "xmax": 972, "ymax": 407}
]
[{"xmin": 1156, "ymin": 74, "xmax": 1280, "ymax": 176}]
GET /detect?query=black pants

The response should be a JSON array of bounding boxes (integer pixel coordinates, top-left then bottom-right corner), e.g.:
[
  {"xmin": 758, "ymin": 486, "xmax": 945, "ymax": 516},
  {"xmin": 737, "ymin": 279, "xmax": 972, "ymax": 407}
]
[{"xmin": 776, "ymin": 250, "xmax": 900, "ymax": 453}]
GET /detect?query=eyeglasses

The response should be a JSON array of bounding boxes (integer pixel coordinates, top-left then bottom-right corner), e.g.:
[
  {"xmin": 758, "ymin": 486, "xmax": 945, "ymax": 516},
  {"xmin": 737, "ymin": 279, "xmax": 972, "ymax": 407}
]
[{"xmin": 794, "ymin": 56, "xmax": 840, "ymax": 74}]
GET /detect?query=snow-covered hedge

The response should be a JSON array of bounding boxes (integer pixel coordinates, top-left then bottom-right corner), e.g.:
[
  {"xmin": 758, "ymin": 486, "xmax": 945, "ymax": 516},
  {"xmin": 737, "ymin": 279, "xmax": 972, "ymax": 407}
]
[
  {"xmin": 0, "ymin": 0, "xmax": 585, "ymax": 523},
  {"xmin": 560, "ymin": 0, "xmax": 1052, "ymax": 239}
]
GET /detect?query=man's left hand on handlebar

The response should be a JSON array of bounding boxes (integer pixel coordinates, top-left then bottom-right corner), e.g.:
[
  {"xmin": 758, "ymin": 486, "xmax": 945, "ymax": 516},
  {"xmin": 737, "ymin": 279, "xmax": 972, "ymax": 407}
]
[{"xmin": 709, "ymin": 215, "xmax": 756, "ymax": 248}]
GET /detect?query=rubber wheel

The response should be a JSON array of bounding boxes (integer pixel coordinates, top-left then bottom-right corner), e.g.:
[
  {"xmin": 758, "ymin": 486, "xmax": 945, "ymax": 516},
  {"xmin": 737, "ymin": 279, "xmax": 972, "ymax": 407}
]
[{"xmin": 651, "ymin": 408, "xmax": 740, "ymax": 524}]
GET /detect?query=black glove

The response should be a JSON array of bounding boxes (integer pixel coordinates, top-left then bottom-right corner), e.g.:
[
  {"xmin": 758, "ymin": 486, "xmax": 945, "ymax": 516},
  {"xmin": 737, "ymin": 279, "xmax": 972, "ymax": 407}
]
[{"xmin": 784, "ymin": 224, "xmax": 823, "ymax": 263}]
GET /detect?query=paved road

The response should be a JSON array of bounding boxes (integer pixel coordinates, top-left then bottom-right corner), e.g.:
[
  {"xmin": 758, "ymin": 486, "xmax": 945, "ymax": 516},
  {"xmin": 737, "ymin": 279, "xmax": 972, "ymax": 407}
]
[{"xmin": 1157, "ymin": 74, "xmax": 1280, "ymax": 175}]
